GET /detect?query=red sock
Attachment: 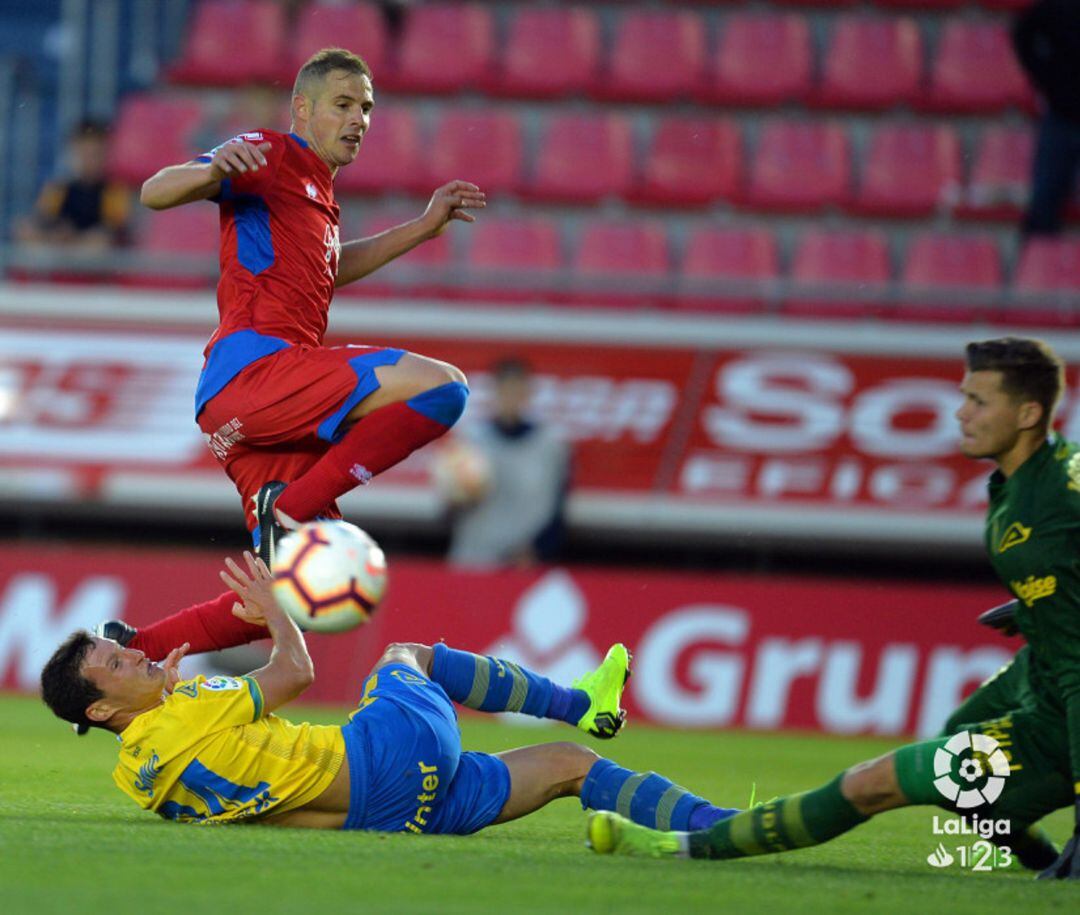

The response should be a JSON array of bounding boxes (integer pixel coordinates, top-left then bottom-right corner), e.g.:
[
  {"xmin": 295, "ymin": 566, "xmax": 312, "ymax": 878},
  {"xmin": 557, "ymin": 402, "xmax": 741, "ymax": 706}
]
[
  {"xmin": 129, "ymin": 591, "xmax": 267, "ymax": 661},
  {"xmin": 275, "ymin": 400, "xmax": 450, "ymax": 523}
]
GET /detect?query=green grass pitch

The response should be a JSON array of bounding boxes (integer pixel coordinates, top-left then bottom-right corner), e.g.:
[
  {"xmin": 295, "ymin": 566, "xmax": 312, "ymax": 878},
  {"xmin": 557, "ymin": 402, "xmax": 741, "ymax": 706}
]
[{"xmin": 1, "ymin": 692, "xmax": 1077, "ymax": 914}]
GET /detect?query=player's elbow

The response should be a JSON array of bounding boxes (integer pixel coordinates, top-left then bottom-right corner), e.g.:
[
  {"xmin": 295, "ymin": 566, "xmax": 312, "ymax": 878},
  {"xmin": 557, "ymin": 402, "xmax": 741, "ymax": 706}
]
[{"xmin": 139, "ymin": 180, "xmax": 170, "ymax": 210}]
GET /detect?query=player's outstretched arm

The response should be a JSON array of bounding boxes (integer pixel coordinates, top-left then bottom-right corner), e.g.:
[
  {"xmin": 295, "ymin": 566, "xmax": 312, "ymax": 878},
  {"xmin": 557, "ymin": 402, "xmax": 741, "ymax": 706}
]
[
  {"xmin": 220, "ymin": 552, "xmax": 314, "ymax": 713},
  {"xmin": 335, "ymin": 179, "xmax": 485, "ymax": 287},
  {"xmin": 140, "ymin": 141, "xmax": 271, "ymax": 210}
]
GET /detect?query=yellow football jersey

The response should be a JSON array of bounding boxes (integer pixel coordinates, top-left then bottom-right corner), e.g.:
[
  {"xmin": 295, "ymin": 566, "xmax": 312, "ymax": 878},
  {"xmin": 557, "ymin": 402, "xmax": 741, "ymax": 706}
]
[{"xmin": 112, "ymin": 674, "xmax": 345, "ymax": 823}]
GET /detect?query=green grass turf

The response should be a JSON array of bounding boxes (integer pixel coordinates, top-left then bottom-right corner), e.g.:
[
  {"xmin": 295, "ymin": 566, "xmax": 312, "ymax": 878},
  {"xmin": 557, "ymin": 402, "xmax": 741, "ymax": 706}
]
[{"xmin": 1, "ymin": 692, "xmax": 1077, "ymax": 914}]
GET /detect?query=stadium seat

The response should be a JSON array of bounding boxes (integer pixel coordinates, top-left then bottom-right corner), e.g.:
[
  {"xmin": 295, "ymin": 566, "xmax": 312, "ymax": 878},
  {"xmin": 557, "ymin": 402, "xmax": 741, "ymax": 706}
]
[
  {"xmin": 704, "ymin": 14, "xmax": 812, "ymax": 106},
  {"xmin": 285, "ymin": 2, "xmax": 389, "ymax": 86},
  {"xmin": 957, "ymin": 127, "xmax": 1032, "ymax": 220},
  {"xmin": 530, "ymin": 114, "xmax": 634, "ymax": 204},
  {"xmin": 131, "ymin": 203, "xmax": 220, "ymax": 288},
  {"xmin": 925, "ymin": 22, "xmax": 1032, "ymax": 113},
  {"xmin": 1007, "ymin": 239, "xmax": 1080, "ymax": 326},
  {"xmin": 425, "ymin": 110, "xmax": 523, "ymax": 196},
  {"xmin": 382, "ymin": 3, "xmax": 494, "ymax": 94},
  {"xmin": 333, "ymin": 107, "xmax": 427, "ymax": 196},
  {"xmin": 814, "ymin": 17, "xmax": 923, "ymax": 110},
  {"xmin": 464, "ymin": 217, "xmax": 564, "ymax": 300},
  {"xmin": 170, "ymin": 0, "xmax": 286, "ymax": 85},
  {"xmin": 107, "ymin": 94, "xmax": 207, "ymax": 185},
  {"xmin": 852, "ymin": 124, "xmax": 961, "ymax": 217},
  {"xmin": 743, "ymin": 121, "xmax": 850, "ymax": 213},
  {"xmin": 786, "ymin": 229, "xmax": 891, "ymax": 318},
  {"xmin": 488, "ymin": 6, "xmax": 600, "ymax": 99},
  {"xmin": 899, "ymin": 232, "xmax": 1002, "ymax": 321},
  {"xmin": 335, "ymin": 208, "xmax": 453, "ymax": 299},
  {"xmin": 573, "ymin": 221, "xmax": 670, "ymax": 304},
  {"xmin": 676, "ymin": 226, "xmax": 779, "ymax": 313},
  {"xmin": 599, "ymin": 10, "xmax": 707, "ymax": 102},
  {"xmin": 632, "ymin": 117, "xmax": 741, "ymax": 206}
]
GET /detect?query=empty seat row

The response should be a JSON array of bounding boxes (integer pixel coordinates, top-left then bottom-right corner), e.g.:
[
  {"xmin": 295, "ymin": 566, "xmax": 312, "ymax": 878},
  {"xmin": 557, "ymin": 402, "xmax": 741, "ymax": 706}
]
[
  {"xmin": 170, "ymin": 2, "xmax": 1033, "ymax": 114},
  {"xmin": 108, "ymin": 94, "xmax": 1042, "ymax": 220},
  {"xmin": 134, "ymin": 203, "xmax": 1080, "ymax": 306}
]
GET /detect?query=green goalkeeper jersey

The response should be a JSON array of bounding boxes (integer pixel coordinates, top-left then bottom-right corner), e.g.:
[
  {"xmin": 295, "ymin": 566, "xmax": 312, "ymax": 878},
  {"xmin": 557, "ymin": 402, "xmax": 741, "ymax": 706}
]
[{"xmin": 985, "ymin": 433, "xmax": 1080, "ymax": 791}]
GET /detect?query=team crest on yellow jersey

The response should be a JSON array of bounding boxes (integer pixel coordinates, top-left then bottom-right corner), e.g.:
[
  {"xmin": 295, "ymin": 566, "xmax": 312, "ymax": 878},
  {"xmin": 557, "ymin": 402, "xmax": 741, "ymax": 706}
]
[{"xmin": 997, "ymin": 521, "xmax": 1031, "ymax": 553}]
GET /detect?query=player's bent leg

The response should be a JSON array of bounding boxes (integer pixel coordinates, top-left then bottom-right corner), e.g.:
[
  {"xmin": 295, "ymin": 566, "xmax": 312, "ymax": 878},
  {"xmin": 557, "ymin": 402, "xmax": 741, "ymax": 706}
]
[
  {"xmin": 428, "ymin": 642, "xmax": 629, "ymax": 736},
  {"xmin": 491, "ymin": 743, "xmax": 601, "ymax": 825},
  {"xmin": 370, "ymin": 642, "xmax": 434, "ymax": 678},
  {"xmin": 122, "ymin": 590, "xmax": 267, "ymax": 660},
  {"xmin": 273, "ymin": 353, "xmax": 469, "ymax": 526}
]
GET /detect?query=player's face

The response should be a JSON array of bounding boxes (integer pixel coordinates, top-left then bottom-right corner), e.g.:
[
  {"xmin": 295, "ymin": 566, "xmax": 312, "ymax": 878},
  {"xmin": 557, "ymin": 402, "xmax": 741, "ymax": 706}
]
[
  {"xmin": 302, "ymin": 71, "xmax": 374, "ymax": 170},
  {"xmin": 956, "ymin": 370, "xmax": 1027, "ymax": 461},
  {"xmin": 82, "ymin": 637, "xmax": 166, "ymax": 711}
]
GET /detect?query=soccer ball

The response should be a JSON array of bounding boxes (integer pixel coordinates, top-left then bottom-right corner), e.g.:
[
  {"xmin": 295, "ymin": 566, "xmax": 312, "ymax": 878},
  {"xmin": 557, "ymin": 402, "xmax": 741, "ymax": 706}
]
[{"xmin": 271, "ymin": 520, "xmax": 388, "ymax": 633}]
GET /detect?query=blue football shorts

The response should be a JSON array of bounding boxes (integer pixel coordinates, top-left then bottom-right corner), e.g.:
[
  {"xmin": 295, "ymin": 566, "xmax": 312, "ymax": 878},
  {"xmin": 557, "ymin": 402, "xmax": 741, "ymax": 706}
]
[{"xmin": 340, "ymin": 663, "xmax": 511, "ymax": 834}]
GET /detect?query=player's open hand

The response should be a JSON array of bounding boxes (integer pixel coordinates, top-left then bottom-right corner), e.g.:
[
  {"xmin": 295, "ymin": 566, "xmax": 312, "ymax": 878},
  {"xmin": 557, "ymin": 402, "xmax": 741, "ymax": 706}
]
[
  {"xmin": 221, "ymin": 551, "xmax": 276, "ymax": 628},
  {"xmin": 161, "ymin": 641, "xmax": 190, "ymax": 694},
  {"xmin": 209, "ymin": 140, "xmax": 271, "ymax": 180},
  {"xmin": 420, "ymin": 180, "xmax": 486, "ymax": 237}
]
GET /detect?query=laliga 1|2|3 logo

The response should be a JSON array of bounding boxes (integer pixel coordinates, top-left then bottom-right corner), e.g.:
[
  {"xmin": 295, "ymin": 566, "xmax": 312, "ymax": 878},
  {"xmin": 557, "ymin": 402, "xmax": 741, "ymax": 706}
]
[{"xmin": 924, "ymin": 731, "xmax": 1014, "ymax": 872}]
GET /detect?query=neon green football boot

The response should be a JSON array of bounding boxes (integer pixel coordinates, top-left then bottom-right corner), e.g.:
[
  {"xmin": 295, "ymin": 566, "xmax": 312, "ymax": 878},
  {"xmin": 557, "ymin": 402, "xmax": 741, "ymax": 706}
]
[
  {"xmin": 573, "ymin": 643, "xmax": 631, "ymax": 739},
  {"xmin": 586, "ymin": 812, "xmax": 684, "ymax": 858}
]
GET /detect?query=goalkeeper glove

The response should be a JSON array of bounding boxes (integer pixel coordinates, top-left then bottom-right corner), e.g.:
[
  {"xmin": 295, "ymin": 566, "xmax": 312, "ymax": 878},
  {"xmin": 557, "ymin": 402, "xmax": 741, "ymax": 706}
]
[{"xmin": 977, "ymin": 600, "xmax": 1019, "ymax": 637}]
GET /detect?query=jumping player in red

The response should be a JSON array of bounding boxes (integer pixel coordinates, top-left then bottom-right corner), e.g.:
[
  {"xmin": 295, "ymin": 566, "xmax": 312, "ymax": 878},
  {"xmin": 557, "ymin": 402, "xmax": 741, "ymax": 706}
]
[{"xmin": 141, "ymin": 48, "xmax": 484, "ymax": 565}]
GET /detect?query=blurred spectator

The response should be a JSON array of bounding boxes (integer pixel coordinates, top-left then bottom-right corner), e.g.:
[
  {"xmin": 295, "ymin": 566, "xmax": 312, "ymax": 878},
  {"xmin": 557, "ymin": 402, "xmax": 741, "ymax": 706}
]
[
  {"xmin": 436, "ymin": 358, "xmax": 571, "ymax": 569},
  {"xmin": 14, "ymin": 118, "xmax": 131, "ymax": 250},
  {"xmin": 1012, "ymin": 0, "xmax": 1080, "ymax": 237}
]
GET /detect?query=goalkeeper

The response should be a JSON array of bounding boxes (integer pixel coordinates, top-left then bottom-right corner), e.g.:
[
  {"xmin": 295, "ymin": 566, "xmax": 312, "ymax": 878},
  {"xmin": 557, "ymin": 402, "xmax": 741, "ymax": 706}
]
[
  {"xmin": 590, "ymin": 337, "xmax": 1080, "ymax": 880},
  {"xmin": 40, "ymin": 552, "xmax": 738, "ymax": 835}
]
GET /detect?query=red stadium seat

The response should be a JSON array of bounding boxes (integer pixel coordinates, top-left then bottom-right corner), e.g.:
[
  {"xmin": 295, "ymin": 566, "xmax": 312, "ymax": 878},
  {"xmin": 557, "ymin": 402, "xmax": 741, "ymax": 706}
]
[
  {"xmin": 335, "ymin": 208, "xmax": 453, "ymax": 300},
  {"xmin": 814, "ymin": 17, "xmax": 923, "ymax": 110},
  {"xmin": 426, "ymin": 110, "xmax": 523, "ymax": 195},
  {"xmin": 743, "ymin": 121, "xmax": 850, "ymax": 213},
  {"xmin": 677, "ymin": 226, "xmax": 779, "ymax": 313},
  {"xmin": 957, "ymin": 127, "xmax": 1033, "ymax": 220},
  {"xmin": 632, "ymin": 117, "xmax": 741, "ymax": 206},
  {"xmin": 899, "ymin": 232, "xmax": 1002, "ymax": 320},
  {"xmin": 787, "ymin": 229, "xmax": 891, "ymax": 318},
  {"xmin": 286, "ymin": 2, "xmax": 389, "ymax": 86},
  {"xmin": 131, "ymin": 203, "xmax": 220, "ymax": 288},
  {"xmin": 1007, "ymin": 239, "xmax": 1080, "ymax": 326},
  {"xmin": 573, "ymin": 221, "xmax": 670, "ymax": 304},
  {"xmin": 489, "ymin": 7, "xmax": 601, "ymax": 99},
  {"xmin": 704, "ymin": 14, "xmax": 812, "ymax": 106},
  {"xmin": 382, "ymin": 3, "xmax": 494, "ymax": 94},
  {"xmin": 108, "ymin": 94, "xmax": 207, "ymax": 185},
  {"xmin": 925, "ymin": 22, "xmax": 1032, "ymax": 113},
  {"xmin": 170, "ymin": 0, "xmax": 286, "ymax": 85},
  {"xmin": 464, "ymin": 217, "xmax": 564, "ymax": 301},
  {"xmin": 852, "ymin": 124, "xmax": 961, "ymax": 217},
  {"xmin": 530, "ymin": 114, "xmax": 634, "ymax": 204},
  {"xmin": 333, "ymin": 107, "xmax": 427, "ymax": 197},
  {"xmin": 600, "ymin": 10, "xmax": 707, "ymax": 102}
]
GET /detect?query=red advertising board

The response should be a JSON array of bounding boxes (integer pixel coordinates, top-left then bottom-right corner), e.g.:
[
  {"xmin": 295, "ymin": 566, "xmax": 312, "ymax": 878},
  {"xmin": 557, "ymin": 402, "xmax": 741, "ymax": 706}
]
[
  {"xmin": 0, "ymin": 543, "xmax": 1016, "ymax": 738},
  {"xmin": 4, "ymin": 315, "xmax": 1080, "ymax": 541}
]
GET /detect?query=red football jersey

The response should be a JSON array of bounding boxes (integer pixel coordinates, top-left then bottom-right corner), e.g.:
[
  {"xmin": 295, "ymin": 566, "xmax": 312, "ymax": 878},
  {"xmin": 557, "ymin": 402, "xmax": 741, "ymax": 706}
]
[{"xmin": 197, "ymin": 129, "xmax": 341, "ymax": 352}]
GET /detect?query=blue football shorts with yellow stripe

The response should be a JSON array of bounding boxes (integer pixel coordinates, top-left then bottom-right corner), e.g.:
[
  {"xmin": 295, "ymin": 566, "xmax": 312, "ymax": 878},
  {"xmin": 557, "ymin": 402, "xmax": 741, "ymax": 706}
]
[{"xmin": 341, "ymin": 663, "xmax": 511, "ymax": 834}]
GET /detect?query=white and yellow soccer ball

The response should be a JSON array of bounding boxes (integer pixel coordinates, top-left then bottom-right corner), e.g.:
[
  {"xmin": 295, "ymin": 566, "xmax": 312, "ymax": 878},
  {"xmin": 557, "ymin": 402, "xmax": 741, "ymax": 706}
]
[{"xmin": 271, "ymin": 520, "xmax": 387, "ymax": 633}]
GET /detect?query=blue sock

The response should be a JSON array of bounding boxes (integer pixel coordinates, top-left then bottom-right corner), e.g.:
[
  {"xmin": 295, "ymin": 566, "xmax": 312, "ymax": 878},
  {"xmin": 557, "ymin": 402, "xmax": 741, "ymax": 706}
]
[
  {"xmin": 580, "ymin": 758, "xmax": 739, "ymax": 831},
  {"xmin": 431, "ymin": 643, "xmax": 591, "ymax": 724}
]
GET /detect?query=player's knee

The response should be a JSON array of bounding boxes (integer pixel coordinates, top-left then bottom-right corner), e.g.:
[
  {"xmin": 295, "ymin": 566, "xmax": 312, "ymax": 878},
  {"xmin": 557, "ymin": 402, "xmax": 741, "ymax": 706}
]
[
  {"xmin": 408, "ymin": 379, "xmax": 469, "ymax": 428},
  {"xmin": 553, "ymin": 742, "xmax": 602, "ymax": 782},
  {"xmin": 841, "ymin": 753, "xmax": 905, "ymax": 815},
  {"xmin": 378, "ymin": 642, "xmax": 432, "ymax": 675}
]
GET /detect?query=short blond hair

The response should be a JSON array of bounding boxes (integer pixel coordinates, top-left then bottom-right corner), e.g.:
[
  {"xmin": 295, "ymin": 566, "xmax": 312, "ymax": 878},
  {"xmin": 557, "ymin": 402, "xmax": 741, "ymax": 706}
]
[{"xmin": 293, "ymin": 47, "xmax": 372, "ymax": 98}]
